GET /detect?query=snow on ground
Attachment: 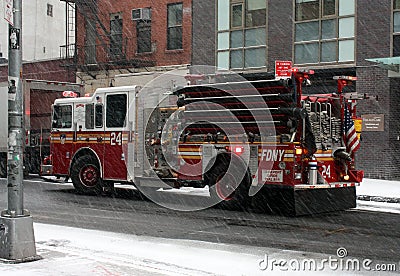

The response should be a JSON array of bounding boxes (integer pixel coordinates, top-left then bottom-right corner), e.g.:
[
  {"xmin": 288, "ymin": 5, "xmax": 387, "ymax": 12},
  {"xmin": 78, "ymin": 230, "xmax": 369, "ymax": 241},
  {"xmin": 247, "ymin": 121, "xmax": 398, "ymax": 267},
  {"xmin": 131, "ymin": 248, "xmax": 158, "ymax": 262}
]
[
  {"xmin": 0, "ymin": 223, "xmax": 379, "ymax": 276},
  {"xmin": 358, "ymin": 178, "xmax": 400, "ymax": 198},
  {"xmin": 354, "ymin": 178, "xmax": 400, "ymax": 214},
  {"xmin": 356, "ymin": 200, "xmax": 400, "ymax": 214}
]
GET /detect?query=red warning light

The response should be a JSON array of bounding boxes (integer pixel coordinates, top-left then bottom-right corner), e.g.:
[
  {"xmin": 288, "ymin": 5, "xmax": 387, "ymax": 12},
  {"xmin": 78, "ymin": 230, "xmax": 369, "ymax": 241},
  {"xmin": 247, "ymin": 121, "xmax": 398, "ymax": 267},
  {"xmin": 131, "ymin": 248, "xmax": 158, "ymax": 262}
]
[
  {"xmin": 234, "ymin": 146, "xmax": 244, "ymax": 155},
  {"xmin": 62, "ymin": 91, "xmax": 78, "ymax": 98}
]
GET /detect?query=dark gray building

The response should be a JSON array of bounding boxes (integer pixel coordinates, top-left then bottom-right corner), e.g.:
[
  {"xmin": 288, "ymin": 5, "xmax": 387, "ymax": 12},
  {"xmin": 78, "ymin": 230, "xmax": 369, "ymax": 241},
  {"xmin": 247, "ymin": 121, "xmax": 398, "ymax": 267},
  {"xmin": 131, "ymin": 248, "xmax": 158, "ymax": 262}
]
[{"xmin": 192, "ymin": 0, "xmax": 400, "ymax": 180}]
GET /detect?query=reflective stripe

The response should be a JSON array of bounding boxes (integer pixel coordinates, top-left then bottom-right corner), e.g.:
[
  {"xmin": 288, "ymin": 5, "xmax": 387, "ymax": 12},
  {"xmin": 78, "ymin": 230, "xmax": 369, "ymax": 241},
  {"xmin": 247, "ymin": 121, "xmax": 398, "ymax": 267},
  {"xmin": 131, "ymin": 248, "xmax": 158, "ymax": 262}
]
[
  {"xmin": 178, "ymin": 152, "xmax": 201, "ymax": 156},
  {"xmin": 315, "ymin": 153, "xmax": 332, "ymax": 158}
]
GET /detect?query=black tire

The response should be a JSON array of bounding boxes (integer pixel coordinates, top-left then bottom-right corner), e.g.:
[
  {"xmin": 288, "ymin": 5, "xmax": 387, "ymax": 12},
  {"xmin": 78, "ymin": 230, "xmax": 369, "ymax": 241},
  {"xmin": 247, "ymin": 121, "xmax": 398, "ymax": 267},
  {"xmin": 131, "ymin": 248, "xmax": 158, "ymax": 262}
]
[
  {"xmin": 207, "ymin": 157, "xmax": 251, "ymax": 211},
  {"xmin": 71, "ymin": 155, "xmax": 103, "ymax": 195}
]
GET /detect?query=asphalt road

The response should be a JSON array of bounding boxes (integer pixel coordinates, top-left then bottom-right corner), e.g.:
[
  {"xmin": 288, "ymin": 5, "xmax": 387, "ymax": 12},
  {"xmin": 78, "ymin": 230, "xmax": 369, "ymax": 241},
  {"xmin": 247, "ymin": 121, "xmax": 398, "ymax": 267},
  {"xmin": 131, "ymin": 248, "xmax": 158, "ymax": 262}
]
[{"xmin": 0, "ymin": 177, "xmax": 399, "ymax": 264}]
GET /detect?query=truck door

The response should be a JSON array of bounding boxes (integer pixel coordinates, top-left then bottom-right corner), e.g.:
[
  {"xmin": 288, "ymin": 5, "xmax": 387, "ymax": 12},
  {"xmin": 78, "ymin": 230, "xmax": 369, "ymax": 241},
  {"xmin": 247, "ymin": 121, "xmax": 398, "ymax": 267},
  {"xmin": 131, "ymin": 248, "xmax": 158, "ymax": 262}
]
[
  {"xmin": 51, "ymin": 104, "xmax": 74, "ymax": 175},
  {"xmin": 81, "ymin": 101, "xmax": 105, "ymax": 175},
  {"xmin": 103, "ymin": 93, "xmax": 128, "ymax": 180}
]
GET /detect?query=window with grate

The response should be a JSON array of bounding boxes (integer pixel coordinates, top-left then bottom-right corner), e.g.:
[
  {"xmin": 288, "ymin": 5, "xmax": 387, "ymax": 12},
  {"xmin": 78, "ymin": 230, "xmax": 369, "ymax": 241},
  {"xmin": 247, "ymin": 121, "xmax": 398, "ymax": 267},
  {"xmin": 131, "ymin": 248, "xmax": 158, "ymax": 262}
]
[
  {"xmin": 110, "ymin": 13, "xmax": 123, "ymax": 59},
  {"xmin": 137, "ymin": 21, "xmax": 152, "ymax": 53},
  {"xmin": 167, "ymin": 3, "xmax": 183, "ymax": 50}
]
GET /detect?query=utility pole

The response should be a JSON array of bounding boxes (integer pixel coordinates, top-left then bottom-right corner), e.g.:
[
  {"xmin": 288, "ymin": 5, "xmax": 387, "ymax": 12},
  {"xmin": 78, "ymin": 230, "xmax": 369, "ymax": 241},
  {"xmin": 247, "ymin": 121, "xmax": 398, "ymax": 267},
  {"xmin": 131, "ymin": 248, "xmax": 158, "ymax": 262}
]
[{"xmin": 0, "ymin": 0, "xmax": 38, "ymax": 263}]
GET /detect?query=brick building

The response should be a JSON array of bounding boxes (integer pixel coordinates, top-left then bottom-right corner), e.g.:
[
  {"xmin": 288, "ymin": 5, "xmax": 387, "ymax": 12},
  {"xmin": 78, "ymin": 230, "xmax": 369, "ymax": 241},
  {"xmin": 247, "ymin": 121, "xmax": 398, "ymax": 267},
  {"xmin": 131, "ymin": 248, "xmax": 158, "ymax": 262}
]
[
  {"xmin": 61, "ymin": 0, "xmax": 192, "ymax": 93},
  {"xmin": 0, "ymin": 59, "xmax": 76, "ymax": 83},
  {"xmin": 191, "ymin": 0, "xmax": 400, "ymax": 179}
]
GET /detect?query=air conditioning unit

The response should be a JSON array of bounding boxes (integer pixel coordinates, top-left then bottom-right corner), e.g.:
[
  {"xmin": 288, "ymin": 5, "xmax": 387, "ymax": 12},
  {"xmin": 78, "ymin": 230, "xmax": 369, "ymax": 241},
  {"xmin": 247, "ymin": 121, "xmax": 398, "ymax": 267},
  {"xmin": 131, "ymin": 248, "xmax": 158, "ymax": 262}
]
[{"xmin": 132, "ymin": 8, "xmax": 151, "ymax": 21}]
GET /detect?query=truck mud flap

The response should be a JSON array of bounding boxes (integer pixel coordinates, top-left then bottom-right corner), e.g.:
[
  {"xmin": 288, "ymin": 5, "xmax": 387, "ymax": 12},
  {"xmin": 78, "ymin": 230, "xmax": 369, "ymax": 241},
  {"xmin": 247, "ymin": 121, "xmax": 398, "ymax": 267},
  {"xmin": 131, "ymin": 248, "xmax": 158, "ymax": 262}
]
[{"xmin": 251, "ymin": 186, "xmax": 356, "ymax": 216}]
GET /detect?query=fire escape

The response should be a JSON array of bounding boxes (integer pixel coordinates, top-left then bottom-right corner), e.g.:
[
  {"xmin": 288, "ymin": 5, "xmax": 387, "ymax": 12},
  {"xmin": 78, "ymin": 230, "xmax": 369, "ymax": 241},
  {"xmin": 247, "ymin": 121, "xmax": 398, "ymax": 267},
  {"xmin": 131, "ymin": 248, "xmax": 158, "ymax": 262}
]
[{"xmin": 60, "ymin": 0, "xmax": 155, "ymax": 77}]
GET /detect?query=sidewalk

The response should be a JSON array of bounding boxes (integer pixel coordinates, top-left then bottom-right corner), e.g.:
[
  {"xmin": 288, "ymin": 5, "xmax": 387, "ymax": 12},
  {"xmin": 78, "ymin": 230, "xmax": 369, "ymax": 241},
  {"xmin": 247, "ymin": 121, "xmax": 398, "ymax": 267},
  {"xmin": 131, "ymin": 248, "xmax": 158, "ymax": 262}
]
[
  {"xmin": 1, "ymin": 223, "xmax": 345, "ymax": 276},
  {"xmin": 357, "ymin": 178, "xmax": 400, "ymax": 203}
]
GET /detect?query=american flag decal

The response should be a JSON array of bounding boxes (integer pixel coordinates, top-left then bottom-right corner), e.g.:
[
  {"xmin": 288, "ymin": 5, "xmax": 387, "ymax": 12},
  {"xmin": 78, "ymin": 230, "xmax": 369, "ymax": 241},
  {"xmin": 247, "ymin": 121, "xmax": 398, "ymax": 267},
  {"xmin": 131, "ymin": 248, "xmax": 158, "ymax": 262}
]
[{"xmin": 343, "ymin": 103, "xmax": 360, "ymax": 154}]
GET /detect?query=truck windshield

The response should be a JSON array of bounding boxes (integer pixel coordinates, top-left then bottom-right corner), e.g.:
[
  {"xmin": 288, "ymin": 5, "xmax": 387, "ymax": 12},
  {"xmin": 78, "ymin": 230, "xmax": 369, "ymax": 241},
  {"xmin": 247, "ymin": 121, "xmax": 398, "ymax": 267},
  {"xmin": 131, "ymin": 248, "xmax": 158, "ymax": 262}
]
[{"xmin": 52, "ymin": 105, "xmax": 72, "ymax": 129}]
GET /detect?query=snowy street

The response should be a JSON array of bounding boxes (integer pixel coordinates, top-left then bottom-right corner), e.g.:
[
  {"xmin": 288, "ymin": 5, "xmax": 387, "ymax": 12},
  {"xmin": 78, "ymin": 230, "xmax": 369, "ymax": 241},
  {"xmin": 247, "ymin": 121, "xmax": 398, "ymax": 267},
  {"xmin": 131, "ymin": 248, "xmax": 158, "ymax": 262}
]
[{"xmin": 0, "ymin": 177, "xmax": 399, "ymax": 275}]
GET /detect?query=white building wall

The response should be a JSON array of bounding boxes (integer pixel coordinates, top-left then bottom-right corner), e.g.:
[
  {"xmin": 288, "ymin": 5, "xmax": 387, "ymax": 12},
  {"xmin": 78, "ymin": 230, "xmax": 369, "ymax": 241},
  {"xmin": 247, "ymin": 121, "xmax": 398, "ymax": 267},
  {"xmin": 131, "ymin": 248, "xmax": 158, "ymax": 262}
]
[{"xmin": 0, "ymin": 0, "xmax": 67, "ymax": 61}]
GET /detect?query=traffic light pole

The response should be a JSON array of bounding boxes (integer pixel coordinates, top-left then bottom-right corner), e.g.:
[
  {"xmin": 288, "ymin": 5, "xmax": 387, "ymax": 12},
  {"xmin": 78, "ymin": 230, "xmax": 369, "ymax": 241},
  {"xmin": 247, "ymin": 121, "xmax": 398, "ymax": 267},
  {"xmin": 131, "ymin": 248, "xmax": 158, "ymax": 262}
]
[{"xmin": 0, "ymin": 0, "xmax": 38, "ymax": 263}]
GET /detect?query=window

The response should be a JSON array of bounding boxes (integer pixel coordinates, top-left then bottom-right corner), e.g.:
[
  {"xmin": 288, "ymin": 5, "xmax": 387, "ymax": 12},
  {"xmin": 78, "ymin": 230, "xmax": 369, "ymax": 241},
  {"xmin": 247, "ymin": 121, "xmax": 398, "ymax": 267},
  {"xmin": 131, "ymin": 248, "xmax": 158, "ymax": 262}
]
[
  {"xmin": 294, "ymin": 0, "xmax": 355, "ymax": 65},
  {"xmin": 394, "ymin": 1, "xmax": 400, "ymax": 56},
  {"xmin": 47, "ymin": 4, "xmax": 53, "ymax": 17},
  {"xmin": 246, "ymin": 0, "xmax": 266, "ymax": 27},
  {"xmin": 167, "ymin": 3, "xmax": 183, "ymax": 50},
  {"xmin": 110, "ymin": 14, "xmax": 123, "ymax": 59},
  {"xmin": 85, "ymin": 104, "xmax": 94, "ymax": 129},
  {"xmin": 106, "ymin": 94, "xmax": 127, "ymax": 128},
  {"xmin": 231, "ymin": 4, "xmax": 243, "ymax": 28},
  {"xmin": 52, "ymin": 105, "xmax": 72, "ymax": 129},
  {"xmin": 295, "ymin": 0, "xmax": 319, "ymax": 21},
  {"xmin": 95, "ymin": 104, "xmax": 103, "ymax": 128},
  {"xmin": 217, "ymin": 0, "xmax": 267, "ymax": 70},
  {"xmin": 137, "ymin": 21, "xmax": 152, "ymax": 53}
]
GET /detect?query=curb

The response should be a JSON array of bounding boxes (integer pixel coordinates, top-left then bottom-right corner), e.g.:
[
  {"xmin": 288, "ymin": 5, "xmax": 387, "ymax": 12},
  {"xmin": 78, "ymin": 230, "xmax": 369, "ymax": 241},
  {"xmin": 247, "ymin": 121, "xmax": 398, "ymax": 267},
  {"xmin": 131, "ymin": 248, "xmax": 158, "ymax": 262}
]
[{"xmin": 357, "ymin": 195, "xmax": 400, "ymax": 204}]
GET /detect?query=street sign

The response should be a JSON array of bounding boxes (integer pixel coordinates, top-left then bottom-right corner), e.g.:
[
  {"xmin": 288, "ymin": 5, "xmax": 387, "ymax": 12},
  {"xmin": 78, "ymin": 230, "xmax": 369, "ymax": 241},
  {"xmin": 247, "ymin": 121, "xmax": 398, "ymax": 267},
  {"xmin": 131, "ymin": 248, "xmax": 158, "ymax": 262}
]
[
  {"xmin": 4, "ymin": 0, "xmax": 13, "ymax": 26},
  {"xmin": 275, "ymin": 60, "xmax": 292, "ymax": 80},
  {"xmin": 9, "ymin": 27, "xmax": 20, "ymax": 49}
]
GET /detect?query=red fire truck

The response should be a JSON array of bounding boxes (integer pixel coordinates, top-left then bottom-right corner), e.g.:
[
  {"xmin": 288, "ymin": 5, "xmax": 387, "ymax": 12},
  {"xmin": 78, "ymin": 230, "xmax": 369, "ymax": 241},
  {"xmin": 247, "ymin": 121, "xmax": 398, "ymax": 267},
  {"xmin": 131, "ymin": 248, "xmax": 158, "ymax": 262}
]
[{"xmin": 42, "ymin": 69, "xmax": 363, "ymax": 215}]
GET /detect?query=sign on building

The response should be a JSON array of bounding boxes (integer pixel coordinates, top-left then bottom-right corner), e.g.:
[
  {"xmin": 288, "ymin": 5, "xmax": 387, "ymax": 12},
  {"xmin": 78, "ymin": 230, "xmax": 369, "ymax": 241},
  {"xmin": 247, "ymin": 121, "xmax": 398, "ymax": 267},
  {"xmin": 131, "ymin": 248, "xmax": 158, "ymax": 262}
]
[
  {"xmin": 361, "ymin": 114, "xmax": 385, "ymax": 132},
  {"xmin": 275, "ymin": 60, "xmax": 292, "ymax": 80},
  {"xmin": 4, "ymin": 0, "xmax": 13, "ymax": 26}
]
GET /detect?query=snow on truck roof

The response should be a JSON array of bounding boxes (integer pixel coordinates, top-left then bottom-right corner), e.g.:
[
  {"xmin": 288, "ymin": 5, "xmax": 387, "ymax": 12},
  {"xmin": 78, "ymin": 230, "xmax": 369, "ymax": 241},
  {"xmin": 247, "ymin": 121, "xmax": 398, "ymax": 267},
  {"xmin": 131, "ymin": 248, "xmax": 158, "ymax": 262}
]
[
  {"xmin": 94, "ymin": 85, "xmax": 140, "ymax": 94},
  {"xmin": 54, "ymin": 96, "xmax": 92, "ymax": 104}
]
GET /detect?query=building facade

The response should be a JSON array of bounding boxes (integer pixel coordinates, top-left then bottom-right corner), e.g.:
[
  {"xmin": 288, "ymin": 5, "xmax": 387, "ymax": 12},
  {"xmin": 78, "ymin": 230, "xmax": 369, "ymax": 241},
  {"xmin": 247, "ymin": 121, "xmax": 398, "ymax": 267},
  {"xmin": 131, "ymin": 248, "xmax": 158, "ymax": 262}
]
[
  {"xmin": 0, "ymin": 0, "xmax": 68, "ymax": 62},
  {"xmin": 63, "ymin": 0, "xmax": 192, "ymax": 93},
  {"xmin": 191, "ymin": 0, "xmax": 400, "ymax": 179},
  {"xmin": 0, "ymin": 59, "xmax": 76, "ymax": 83}
]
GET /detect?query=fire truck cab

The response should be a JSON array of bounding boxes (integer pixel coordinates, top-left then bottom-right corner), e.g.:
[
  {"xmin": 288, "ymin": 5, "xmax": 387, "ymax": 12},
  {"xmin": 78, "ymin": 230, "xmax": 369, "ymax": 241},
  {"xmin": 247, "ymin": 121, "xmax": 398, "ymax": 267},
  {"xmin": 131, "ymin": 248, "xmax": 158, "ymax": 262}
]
[{"xmin": 46, "ymin": 86, "xmax": 139, "ymax": 194}]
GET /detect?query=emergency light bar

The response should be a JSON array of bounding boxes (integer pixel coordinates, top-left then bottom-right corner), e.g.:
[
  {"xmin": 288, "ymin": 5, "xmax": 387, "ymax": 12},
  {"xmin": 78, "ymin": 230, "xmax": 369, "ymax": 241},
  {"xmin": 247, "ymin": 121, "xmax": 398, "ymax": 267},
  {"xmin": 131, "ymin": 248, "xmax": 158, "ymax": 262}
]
[
  {"xmin": 333, "ymin": 76, "xmax": 357, "ymax": 81},
  {"xmin": 292, "ymin": 68, "xmax": 315, "ymax": 74},
  {"xmin": 62, "ymin": 91, "xmax": 78, "ymax": 98}
]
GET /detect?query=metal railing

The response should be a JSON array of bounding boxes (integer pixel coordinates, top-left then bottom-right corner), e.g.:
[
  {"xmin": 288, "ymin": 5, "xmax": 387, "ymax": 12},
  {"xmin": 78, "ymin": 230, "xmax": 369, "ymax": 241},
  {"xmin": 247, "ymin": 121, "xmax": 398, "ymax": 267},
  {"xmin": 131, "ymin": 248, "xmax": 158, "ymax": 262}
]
[{"xmin": 60, "ymin": 43, "xmax": 76, "ymax": 60}]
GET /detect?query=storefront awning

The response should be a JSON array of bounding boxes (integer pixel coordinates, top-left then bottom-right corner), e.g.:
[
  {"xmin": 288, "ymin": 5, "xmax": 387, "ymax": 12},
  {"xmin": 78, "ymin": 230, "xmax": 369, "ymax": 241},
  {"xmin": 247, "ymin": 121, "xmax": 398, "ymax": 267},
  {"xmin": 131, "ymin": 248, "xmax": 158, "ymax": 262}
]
[{"xmin": 366, "ymin": 57, "xmax": 400, "ymax": 72}]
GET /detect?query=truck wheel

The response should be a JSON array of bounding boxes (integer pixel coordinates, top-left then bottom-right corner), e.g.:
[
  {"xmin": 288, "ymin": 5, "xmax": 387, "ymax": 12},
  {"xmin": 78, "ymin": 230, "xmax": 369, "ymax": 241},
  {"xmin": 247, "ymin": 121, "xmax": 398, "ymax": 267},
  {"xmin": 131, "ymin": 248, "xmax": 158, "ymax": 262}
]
[
  {"xmin": 208, "ymin": 159, "xmax": 250, "ymax": 211},
  {"xmin": 71, "ymin": 155, "xmax": 102, "ymax": 195}
]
